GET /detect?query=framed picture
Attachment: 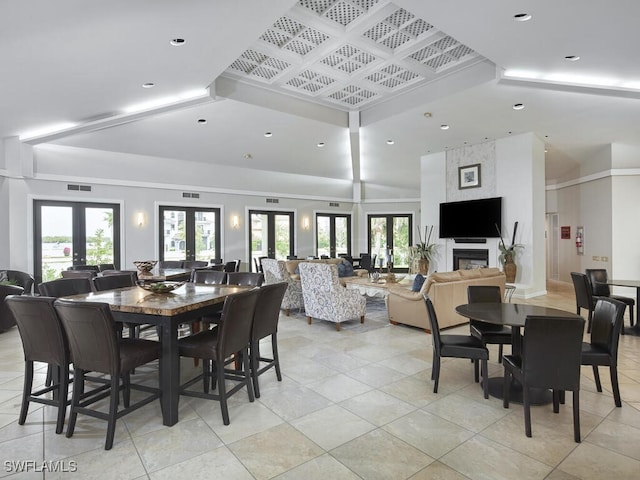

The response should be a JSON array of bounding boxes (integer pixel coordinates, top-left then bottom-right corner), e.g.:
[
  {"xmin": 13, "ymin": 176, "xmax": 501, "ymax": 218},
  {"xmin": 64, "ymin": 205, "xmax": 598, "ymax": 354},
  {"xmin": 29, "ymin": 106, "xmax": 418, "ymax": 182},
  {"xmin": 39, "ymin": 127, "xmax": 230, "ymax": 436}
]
[{"xmin": 458, "ymin": 163, "xmax": 481, "ymax": 189}]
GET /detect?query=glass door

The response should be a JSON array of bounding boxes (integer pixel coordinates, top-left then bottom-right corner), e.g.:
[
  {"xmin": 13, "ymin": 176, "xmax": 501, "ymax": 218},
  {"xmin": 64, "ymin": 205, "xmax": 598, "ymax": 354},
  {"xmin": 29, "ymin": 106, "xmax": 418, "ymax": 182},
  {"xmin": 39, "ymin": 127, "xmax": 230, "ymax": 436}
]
[
  {"xmin": 249, "ymin": 210, "xmax": 294, "ymax": 270},
  {"xmin": 316, "ymin": 213, "xmax": 351, "ymax": 258},
  {"xmin": 34, "ymin": 201, "xmax": 121, "ymax": 284},
  {"xmin": 368, "ymin": 214, "xmax": 412, "ymax": 272},
  {"xmin": 159, "ymin": 207, "xmax": 220, "ymax": 263}
]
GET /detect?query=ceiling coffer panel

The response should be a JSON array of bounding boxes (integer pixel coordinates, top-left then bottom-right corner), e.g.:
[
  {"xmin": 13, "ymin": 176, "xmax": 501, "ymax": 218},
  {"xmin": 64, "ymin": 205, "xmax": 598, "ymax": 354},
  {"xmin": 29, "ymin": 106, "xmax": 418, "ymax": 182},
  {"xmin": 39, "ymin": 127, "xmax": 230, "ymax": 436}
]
[
  {"xmin": 406, "ymin": 35, "xmax": 477, "ymax": 73},
  {"xmin": 261, "ymin": 16, "xmax": 330, "ymax": 57},
  {"xmin": 299, "ymin": 0, "xmax": 380, "ymax": 26}
]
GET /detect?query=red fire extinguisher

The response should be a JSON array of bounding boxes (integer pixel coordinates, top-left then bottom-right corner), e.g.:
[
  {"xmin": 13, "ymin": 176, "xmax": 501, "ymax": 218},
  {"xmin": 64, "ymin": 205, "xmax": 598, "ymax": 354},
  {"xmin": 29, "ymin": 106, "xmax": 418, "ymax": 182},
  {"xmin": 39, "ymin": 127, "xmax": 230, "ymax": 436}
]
[{"xmin": 575, "ymin": 227, "xmax": 584, "ymax": 255}]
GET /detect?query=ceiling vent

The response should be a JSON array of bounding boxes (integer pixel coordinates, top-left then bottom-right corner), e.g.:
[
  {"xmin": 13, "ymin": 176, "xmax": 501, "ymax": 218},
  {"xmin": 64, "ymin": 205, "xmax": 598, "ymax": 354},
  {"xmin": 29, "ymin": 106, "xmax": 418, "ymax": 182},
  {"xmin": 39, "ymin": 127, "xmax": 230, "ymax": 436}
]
[
  {"xmin": 266, "ymin": 198, "xmax": 280, "ymax": 204},
  {"xmin": 67, "ymin": 184, "xmax": 92, "ymax": 192}
]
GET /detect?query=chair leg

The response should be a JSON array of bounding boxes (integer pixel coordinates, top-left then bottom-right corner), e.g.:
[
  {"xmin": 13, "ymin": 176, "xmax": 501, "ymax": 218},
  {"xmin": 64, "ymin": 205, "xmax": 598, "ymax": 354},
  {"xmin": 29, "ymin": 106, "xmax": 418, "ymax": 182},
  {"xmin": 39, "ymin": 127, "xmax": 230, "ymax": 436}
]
[
  {"xmin": 105, "ymin": 376, "xmax": 119, "ymax": 450},
  {"xmin": 552, "ymin": 390, "xmax": 560, "ymax": 413},
  {"xmin": 243, "ymin": 346, "xmax": 254, "ymax": 403},
  {"xmin": 587, "ymin": 310, "xmax": 593, "ymax": 333},
  {"xmin": 19, "ymin": 361, "xmax": 33, "ymax": 425},
  {"xmin": 431, "ymin": 352, "xmax": 437, "ymax": 380},
  {"xmin": 56, "ymin": 363, "xmax": 70, "ymax": 434},
  {"xmin": 203, "ymin": 359, "xmax": 210, "ymax": 394},
  {"xmin": 498, "ymin": 344, "xmax": 503, "ymax": 364},
  {"xmin": 592, "ymin": 365, "xmax": 602, "ymax": 392},
  {"xmin": 272, "ymin": 333, "xmax": 282, "ymax": 382},
  {"xmin": 66, "ymin": 369, "xmax": 84, "ymax": 439},
  {"xmin": 45, "ymin": 363, "xmax": 53, "ymax": 387},
  {"xmin": 503, "ymin": 370, "xmax": 511, "ymax": 408},
  {"xmin": 432, "ymin": 356, "xmax": 440, "ymax": 393},
  {"xmin": 122, "ymin": 372, "xmax": 131, "ymax": 408},
  {"xmin": 473, "ymin": 359, "xmax": 480, "ymax": 383},
  {"xmin": 217, "ymin": 360, "xmax": 230, "ymax": 425},
  {"xmin": 251, "ymin": 341, "xmax": 261, "ymax": 399},
  {"xmin": 629, "ymin": 306, "xmax": 634, "ymax": 326},
  {"xmin": 573, "ymin": 390, "xmax": 581, "ymax": 443},
  {"xmin": 335, "ymin": 323, "xmax": 341, "ymax": 331},
  {"xmin": 307, "ymin": 316, "xmax": 312, "ymax": 325},
  {"xmin": 481, "ymin": 359, "xmax": 488, "ymax": 399},
  {"xmin": 523, "ymin": 387, "xmax": 532, "ymax": 437},
  {"xmin": 610, "ymin": 365, "xmax": 622, "ymax": 407}
]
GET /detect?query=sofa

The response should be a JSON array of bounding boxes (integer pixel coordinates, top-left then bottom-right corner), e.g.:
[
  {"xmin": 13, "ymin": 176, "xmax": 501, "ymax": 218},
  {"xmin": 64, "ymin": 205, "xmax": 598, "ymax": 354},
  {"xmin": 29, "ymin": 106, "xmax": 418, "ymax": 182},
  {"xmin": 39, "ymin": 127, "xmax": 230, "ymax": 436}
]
[{"xmin": 386, "ymin": 268, "xmax": 506, "ymax": 332}]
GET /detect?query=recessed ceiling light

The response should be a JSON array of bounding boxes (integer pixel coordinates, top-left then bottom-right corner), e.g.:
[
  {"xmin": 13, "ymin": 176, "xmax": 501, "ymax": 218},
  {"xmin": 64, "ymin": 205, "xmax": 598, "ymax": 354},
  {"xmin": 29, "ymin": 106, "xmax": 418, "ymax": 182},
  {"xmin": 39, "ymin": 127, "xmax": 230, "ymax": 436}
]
[
  {"xmin": 170, "ymin": 38, "xmax": 185, "ymax": 46},
  {"xmin": 440, "ymin": 124, "xmax": 450, "ymax": 130},
  {"xmin": 386, "ymin": 139, "xmax": 394, "ymax": 145},
  {"xmin": 142, "ymin": 82, "xmax": 155, "ymax": 89},
  {"xmin": 317, "ymin": 142, "xmax": 325, "ymax": 147},
  {"xmin": 512, "ymin": 103, "xmax": 525, "ymax": 110},
  {"xmin": 244, "ymin": 153, "xmax": 252, "ymax": 159},
  {"xmin": 564, "ymin": 55, "xmax": 580, "ymax": 61},
  {"xmin": 197, "ymin": 118, "xmax": 207, "ymax": 124},
  {"xmin": 423, "ymin": 112, "xmax": 432, "ymax": 118},
  {"xmin": 513, "ymin": 13, "xmax": 532, "ymax": 21},
  {"xmin": 264, "ymin": 132, "xmax": 272, "ymax": 137}
]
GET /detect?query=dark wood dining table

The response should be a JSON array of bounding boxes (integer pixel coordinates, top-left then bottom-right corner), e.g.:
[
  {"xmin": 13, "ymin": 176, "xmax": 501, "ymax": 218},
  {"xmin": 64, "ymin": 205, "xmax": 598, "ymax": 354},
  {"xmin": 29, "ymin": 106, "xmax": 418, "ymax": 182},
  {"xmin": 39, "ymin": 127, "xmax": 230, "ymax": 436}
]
[
  {"xmin": 605, "ymin": 279, "xmax": 640, "ymax": 336},
  {"xmin": 60, "ymin": 283, "xmax": 250, "ymax": 426},
  {"xmin": 455, "ymin": 302, "xmax": 582, "ymax": 404}
]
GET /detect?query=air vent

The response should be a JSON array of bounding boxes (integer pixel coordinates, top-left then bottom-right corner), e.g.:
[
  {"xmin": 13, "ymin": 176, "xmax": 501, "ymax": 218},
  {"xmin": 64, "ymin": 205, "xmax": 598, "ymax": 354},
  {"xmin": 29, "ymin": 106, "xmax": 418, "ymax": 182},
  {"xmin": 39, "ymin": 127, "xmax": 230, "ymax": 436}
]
[
  {"xmin": 182, "ymin": 192, "xmax": 200, "ymax": 198},
  {"xmin": 329, "ymin": 202, "xmax": 340, "ymax": 207},
  {"xmin": 67, "ymin": 184, "xmax": 92, "ymax": 192},
  {"xmin": 266, "ymin": 198, "xmax": 280, "ymax": 204}
]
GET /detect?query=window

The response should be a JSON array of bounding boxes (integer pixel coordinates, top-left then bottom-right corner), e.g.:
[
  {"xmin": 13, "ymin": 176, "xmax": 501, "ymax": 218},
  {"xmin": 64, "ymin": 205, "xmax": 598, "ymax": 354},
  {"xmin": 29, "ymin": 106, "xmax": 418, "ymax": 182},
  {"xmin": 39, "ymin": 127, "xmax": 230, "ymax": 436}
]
[
  {"xmin": 159, "ymin": 206, "xmax": 220, "ymax": 262},
  {"xmin": 368, "ymin": 214, "xmax": 413, "ymax": 271},
  {"xmin": 316, "ymin": 213, "xmax": 351, "ymax": 258}
]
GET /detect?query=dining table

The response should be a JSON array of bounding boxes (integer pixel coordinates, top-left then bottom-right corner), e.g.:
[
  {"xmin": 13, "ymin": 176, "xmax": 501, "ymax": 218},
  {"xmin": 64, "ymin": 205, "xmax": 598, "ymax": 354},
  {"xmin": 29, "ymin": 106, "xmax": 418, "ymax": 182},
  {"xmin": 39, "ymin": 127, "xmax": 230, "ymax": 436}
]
[
  {"xmin": 137, "ymin": 267, "xmax": 193, "ymax": 282},
  {"xmin": 604, "ymin": 279, "xmax": 640, "ymax": 336},
  {"xmin": 455, "ymin": 302, "xmax": 582, "ymax": 404},
  {"xmin": 60, "ymin": 283, "xmax": 250, "ymax": 426}
]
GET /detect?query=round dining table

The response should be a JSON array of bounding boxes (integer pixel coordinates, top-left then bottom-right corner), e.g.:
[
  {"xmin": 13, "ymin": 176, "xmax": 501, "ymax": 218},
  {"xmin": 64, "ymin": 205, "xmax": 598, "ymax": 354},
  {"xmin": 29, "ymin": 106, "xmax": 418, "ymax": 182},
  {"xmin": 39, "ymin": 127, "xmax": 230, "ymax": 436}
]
[{"xmin": 455, "ymin": 302, "xmax": 582, "ymax": 404}]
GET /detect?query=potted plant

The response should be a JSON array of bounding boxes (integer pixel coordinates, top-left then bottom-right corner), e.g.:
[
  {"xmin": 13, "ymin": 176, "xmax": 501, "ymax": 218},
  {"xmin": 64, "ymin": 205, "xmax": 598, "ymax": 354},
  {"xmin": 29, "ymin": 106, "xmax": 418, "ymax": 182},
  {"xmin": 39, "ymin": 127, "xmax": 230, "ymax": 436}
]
[
  {"xmin": 496, "ymin": 221, "xmax": 523, "ymax": 282},
  {"xmin": 413, "ymin": 225, "xmax": 437, "ymax": 275}
]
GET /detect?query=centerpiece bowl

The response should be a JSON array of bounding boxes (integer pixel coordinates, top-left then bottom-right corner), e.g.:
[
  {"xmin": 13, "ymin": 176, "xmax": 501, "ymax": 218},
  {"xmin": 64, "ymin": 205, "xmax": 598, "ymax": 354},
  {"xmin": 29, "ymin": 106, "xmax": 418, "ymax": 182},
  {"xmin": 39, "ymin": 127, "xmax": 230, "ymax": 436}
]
[
  {"xmin": 138, "ymin": 281, "xmax": 185, "ymax": 294},
  {"xmin": 133, "ymin": 260, "xmax": 157, "ymax": 274}
]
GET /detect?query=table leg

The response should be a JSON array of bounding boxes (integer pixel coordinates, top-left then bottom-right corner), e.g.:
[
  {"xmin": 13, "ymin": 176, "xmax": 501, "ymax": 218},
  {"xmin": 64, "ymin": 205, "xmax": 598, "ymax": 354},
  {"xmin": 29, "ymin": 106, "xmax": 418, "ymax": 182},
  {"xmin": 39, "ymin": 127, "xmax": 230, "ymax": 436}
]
[
  {"xmin": 159, "ymin": 318, "xmax": 180, "ymax": 426},
  {"xmin": 622, "ymin": 287, "xmax": 640, "ymax": 336}
]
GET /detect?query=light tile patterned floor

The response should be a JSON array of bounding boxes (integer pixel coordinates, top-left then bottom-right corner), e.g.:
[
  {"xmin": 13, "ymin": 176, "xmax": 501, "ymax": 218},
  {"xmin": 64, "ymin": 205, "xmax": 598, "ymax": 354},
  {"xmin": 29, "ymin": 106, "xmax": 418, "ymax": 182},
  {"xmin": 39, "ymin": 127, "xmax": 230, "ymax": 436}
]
[{"xmin": 1, "ymin": 281, "xmax": 639, "ymax": 479}]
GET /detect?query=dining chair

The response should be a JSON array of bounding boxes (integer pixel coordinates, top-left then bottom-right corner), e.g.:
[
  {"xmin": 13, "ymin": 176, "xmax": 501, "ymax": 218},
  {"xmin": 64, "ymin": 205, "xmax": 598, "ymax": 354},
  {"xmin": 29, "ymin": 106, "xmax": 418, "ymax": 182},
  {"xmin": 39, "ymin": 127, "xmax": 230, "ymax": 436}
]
[
  {"xmin": 226, "ymin": 272, "xmax": 264, "ymax": 287},
  {"xmin": 6, "ymin": 296, "xmax": 70, "ymax": 434},
  {"xmin": 93, "ymin": 273, "xmax": 136, "ymax": 291},
  {"xmin": 177, "ymin": 288, "xmax": 260, "ymax": 425},
  {"xmin": 183, "ymin": 260, "xmax": 208, "ymax": 269},
  {"xmin": 467, "ymin": 285, "xmax": 511, "ymax": 363},
  {"xmin": 61, "ymin": 270, "xmax": 97, "ymax": 281},
  {"xmin": 581, "ymin": 297, "xmax": 626, "ymax": 407},
  {"xmin": 209, "ymin": 258, "xmax": 223, "ymax": 266},
  {"xmin": 423, "ymin": 294, "xmax": 489, "ymax": 398},
  {"xmin": 224, "ymin": 260, "xmax": 241, "ymax": 273},
  {"xmin": 250, "ymin": 282, "xmax": 288, "ymax": 398},
  {"xmin": 191, "ymin": 269, "xmax": 227, "ymax": 284},
  {"xmin": 585, "ymin": 268, "xmax": 635, "ymax": 334},
  {"xmin": 253, "ymin": 256, "xmax": 268, "ymax": 273},
  {"xmin": 67, "ymin": 264, "xmax": 100, "ymax": 273},
  {"xmin": 570, "ymin": 272, "xmax": 598, "ymax": 332},
  {"xmin": 0, "ymin": 284, "xmax": 24, "ymax": 332},
  {"xmin": 38, "ymin": 277, "xmax": 93, "ymax": 297},
  {"xmin": 100, "ymin": 270, "xmax": 138, "ymax": 282},
  {"xmin": 54, "ymin": 300, "xmax": 161, "ymax": 450},
  {"xmin": 1, "ymin": 270, "xmax": 35, "ymax": 294},
  {"xmin": 158, "ymin": 260, "xmax": 183, "ymax": 269},
  {"xmin": 97, "ymin": 263, "xmax": 116, "ymax": 272},
  {"xmin": 503, "ymin": 315, "xmax": 585, "ymax": 442}
]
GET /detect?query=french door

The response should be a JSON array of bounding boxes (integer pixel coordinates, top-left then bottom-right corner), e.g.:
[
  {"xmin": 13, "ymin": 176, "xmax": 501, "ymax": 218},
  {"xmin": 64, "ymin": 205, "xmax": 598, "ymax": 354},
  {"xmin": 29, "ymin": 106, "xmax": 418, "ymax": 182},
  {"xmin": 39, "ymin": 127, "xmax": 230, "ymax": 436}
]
[
  {"xmin": 159, "ymin": 206, "xmax": 220, "ymax": 263},
  {"xmin": 249, "ymin": 210, "xmax": 294, "ymax": 270},
  {"xmin": 368, "ymin": 214, "xmax": 413, "ymax": 271},
  {"xmin": 316, "ymin": 213, "xmax": 351, "ymax": 258},
  {"xmin": 34, "ymin": 200, "xmax": 121, "ymax": 284}
]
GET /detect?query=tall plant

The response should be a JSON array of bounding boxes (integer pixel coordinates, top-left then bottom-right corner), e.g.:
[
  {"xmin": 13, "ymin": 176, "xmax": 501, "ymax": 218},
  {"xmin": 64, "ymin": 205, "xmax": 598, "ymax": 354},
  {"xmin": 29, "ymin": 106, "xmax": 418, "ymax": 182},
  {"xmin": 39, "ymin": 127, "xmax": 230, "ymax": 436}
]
[
  {"xmin": 495, "ymin": 221, "xmax": 523, "ymax": 265},
  {"xmin": 415, "ymin": 225, "xmax": 437, "ymax": 263}
]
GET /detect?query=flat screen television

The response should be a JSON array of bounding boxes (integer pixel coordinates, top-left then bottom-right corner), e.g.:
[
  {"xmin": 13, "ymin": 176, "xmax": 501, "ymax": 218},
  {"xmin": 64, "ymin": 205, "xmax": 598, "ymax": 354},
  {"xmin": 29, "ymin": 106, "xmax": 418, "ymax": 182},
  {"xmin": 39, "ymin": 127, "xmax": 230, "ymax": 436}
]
[{"xmin": 439, "ymin": 197, "xmax": 502, "ymax": 239}]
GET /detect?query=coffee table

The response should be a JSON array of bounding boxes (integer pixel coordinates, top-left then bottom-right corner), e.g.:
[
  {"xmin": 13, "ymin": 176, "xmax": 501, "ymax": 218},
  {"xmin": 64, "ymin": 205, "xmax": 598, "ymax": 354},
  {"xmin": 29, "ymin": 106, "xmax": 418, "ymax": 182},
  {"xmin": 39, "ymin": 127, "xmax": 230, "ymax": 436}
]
[{"xmin": 343, "ymin": 275, "xmax": 409, "ymax": 298}]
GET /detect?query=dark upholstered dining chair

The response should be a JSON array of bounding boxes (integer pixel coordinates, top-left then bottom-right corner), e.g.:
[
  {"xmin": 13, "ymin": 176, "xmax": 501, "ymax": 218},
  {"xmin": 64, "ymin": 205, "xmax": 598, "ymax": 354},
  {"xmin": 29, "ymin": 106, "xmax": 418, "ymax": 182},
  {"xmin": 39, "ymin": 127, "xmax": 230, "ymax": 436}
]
[
  {"xmin": 226, "ymin": 272, "xmax": 264, "ymax": 287},
  {"xmin": 191, "ymin": 269, "xmax": 227, "ymax": 285},
  {"xmin": 586, "ymin": 268, "xmax": 635, "ymax": 334},
  {"xmin": 250, "ymin": 282, "xmax": 288, "ymax": 398},
  {"xmin": 2, "ymin": 270, "xmax": 35, "ymax": 294},
  {"xmin": 178, "ymin": 289, "xmax": 260, "ymax": 425},
  {"xmin": 38, "ymin": 277, "xmax": 93, "ymax": 297},
  {"xmin": 581, "ymin": 297, "xmax": 626, "ymax": 407},
  {"xmin": 93, "ymin": 273, "xmax": 136, "ymax": 291},
  {"xmin": 54, "ymin": 300, "xmax": 161, "ymax": 450},
  {"xmin": 0, "ymin": 284, "xmax": 24, "ymax": 332},
  {"xmin": 571, "ymin": 272, "xmax": 597, "ymax": 332},
  {"xmin": 183, "ymin": 260, "xmax": 208, "ymax": 269},
  {"xmin": 467, "ymin": 285, "xmax": 511, "ymax": 363},
  {"xmin": 6, "ymin": 296, "xmax": 70, "ymax": 434},
  {"xmin": 424, "ymin": 294, "xmax": 489, "ymax": 398},
  {"xmin": 97, "ymin": 263, "xmax": 116, "ymax": 272},
  {"xmin": 503, "ymin": 315, "xmax": 585, "ymax": 442},
  {"xmin": 158, "ymin": 260, "xmax": 183, "ymax": 269}
]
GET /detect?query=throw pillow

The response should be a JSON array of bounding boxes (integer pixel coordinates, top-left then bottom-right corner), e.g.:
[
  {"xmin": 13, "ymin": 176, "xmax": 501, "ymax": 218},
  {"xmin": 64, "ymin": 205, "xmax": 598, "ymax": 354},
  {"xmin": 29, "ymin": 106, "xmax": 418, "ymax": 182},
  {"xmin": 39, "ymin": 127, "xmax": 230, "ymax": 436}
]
[
  {"xmin": 0, "ymin": 270, "xmax": 7, "ymax": 282},
  {"xmin": 411, "ymin": 273, "xmax": 426, "ymax": 292},
  {"xmin": 337, "ymin": 260, "xmax": 355, "ymax": 277}
]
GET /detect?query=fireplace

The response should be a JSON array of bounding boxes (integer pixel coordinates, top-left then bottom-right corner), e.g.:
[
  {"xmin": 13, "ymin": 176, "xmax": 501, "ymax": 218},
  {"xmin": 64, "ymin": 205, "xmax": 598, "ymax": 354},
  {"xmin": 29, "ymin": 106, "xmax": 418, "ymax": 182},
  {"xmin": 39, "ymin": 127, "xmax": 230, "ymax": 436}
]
[{"xmin": 453, "ymin": 249, "xmax": 489, "ymax": 270}]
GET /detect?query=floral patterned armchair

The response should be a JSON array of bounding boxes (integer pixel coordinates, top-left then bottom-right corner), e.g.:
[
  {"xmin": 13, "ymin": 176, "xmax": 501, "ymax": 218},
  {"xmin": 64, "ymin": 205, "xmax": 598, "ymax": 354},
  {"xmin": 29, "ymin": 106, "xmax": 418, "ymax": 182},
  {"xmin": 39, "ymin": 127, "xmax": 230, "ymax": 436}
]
[
  {"xmin": 298, "ymin": 262, "xmax": 366, "ymax": 331},
  {"xmin": 261, "ymin": 259, "xmax": 304, "ymax": 316}
]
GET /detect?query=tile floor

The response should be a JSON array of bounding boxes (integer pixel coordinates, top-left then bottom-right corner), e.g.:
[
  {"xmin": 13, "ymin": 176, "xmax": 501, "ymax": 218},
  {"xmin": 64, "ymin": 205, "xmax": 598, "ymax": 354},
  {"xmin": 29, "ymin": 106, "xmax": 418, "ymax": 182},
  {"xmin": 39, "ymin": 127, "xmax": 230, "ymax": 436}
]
[{"xmin": 1, "ymin": 281, "xmax": 639, "ymax": 479}]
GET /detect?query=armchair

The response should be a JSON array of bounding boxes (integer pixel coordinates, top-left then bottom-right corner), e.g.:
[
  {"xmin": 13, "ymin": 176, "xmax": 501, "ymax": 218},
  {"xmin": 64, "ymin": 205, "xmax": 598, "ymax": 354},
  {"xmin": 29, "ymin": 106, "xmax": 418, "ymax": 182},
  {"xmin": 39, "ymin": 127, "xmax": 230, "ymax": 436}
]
[
  {"xmin": 298, "ymin": 262, "xmax": 366, "ymax": 331},
  {"xmin": 261, "ymin": 259, "xmax": 303, "ymax": 316},
  {"xmin": 1, "ymin": 270, "xmax": 35, "ymax": 294}
]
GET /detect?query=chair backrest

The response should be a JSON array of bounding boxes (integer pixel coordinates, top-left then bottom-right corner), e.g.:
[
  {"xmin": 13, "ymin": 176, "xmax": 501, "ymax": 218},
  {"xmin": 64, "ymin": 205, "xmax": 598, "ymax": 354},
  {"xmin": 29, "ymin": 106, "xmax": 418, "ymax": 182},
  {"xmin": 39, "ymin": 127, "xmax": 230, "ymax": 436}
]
[
  {"xmin": 38, "ymin": 278, "xmax": 93, "ymax": 297},
  {"xmin": 191, "ymin": 269, "xmax": 227, "ymax": 285},
  {"xmin": 158, "ymin": 260, "xmax": 183, "ymax": 269},
  {"xmin": 224, "ymin": 260, "xmax": 241, "ymax": 273},
  {"xmin": 286, "ymin": 255, "xmax": 298, "ymax": 260},
  {"xmin": 218, "ymin": 289, "xmax": 260, "ymax": 359},
  {"xmin": 359, "ymin": 254, "xmax": 372, "ymax": 271},
  {"xmin": 182, "ymin": 260, "xmax": 208, "ymax": 269},
  {"xmin": 67, "ymin": 265, "xmax": 100, "ymax": 273},
  {"xmin": 298, "ymin": 262, "xmax": 340, "ymax": 293},
  {"xmin": 4, "ymin": 270, "xmax": 35, "ymax": 294},
  {"xmin": 261, "ymin": 259, "xmax": 284, "ymax": 284},
  {"xmin": 210, "ymin": 258, "xmax": 223, "ymax": 266},
  {"xmin": 585, "ymin": 268, "xmax": 611, "ymax": 297},
  {"xmin": 0, "ymin": 284, "xmax": 25, "ymax": 331},
  {"xmin": 100, "ymin": 270, "xmax": 138, "ymax": 282},
  {"xmin": 252, "ymin": 282, "xmax": 288, "ymax": 342},
  {"xmin": 423, "ymin": 295, "xmax": 442, "ymax": 355},
  {"xmin": 467, "ymin": 285, "xmax": 502, "ymax": 304},
  {"xmin": 227, "ymin": 272, "xmax": 264, "ymax": 287},
  {"xmin": 591, "ymin": 297, "xmax": 626, "ymax": 356},
  {"xmin": 61, "ymin": 270, "xmax": 96, "ymax": 280},
  {"xmin": 570, "ymin": 272, "xmax": 594, "ymax": 310},
  {"xmin": 93, "ymin": 273, "xmax": 136, "ymax": 291},
  {"xmin": 6, "ymin": 296, "xmax": 69, "ymax": 366},
  {"xmin": 522, "ymin": 316, "xmax": 585, "ymax": 390},
  {"xmin": 97, "ymin": 263, "xmax": 116, "ymax": 272},
  {"xmin": 54, "ymin": 300, "xmax": 121, "ymax": 375}
]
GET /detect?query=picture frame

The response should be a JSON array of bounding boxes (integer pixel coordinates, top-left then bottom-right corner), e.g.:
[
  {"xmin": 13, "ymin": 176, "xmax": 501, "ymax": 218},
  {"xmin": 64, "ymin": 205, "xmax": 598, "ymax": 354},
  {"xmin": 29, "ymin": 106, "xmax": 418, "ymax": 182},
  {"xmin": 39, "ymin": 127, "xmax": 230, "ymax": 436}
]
[{"xmin": 458, "ymin": 163, "xmax": 481, "ymax": 189}]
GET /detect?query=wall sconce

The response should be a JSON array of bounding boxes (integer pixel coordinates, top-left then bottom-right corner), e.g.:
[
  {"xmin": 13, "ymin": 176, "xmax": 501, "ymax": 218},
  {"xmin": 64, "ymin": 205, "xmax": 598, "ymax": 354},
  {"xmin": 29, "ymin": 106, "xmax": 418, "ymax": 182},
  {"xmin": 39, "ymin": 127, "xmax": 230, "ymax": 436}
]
[
  {"xmin": 302, "ymin": 217, "xmax": 310, "ymax": 230},
  {"xmin": 232, "ymin": 215, "xmax": 240, "ymax": 229},
  {"xmin": 136, "ymin": 212, "xmax": 145, "ymax": 227}
]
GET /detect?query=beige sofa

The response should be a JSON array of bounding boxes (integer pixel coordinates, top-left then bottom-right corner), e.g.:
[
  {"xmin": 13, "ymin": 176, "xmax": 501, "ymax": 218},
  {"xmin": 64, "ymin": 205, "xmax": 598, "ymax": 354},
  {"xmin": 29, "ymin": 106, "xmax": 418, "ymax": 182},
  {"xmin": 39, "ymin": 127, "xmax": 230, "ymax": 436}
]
[
  {"xmin": 386, "ymin": 268, "xmax": 506, "ymax": 332},
  {"xmin": 283, "ymin": 258, "xmax": 368, "ymax": 282}
]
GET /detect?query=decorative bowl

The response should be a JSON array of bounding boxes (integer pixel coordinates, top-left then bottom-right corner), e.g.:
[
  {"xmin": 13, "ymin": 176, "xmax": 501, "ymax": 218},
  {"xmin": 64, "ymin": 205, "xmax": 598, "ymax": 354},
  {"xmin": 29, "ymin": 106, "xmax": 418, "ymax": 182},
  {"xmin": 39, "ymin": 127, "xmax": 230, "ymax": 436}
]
[
  {"xmin": 138, "ymin": 281, "xmax": 185, "ymax": 294},
  {"xmin": 133, "ymin": 260, "xmax": 157, "ymax": 273}
]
